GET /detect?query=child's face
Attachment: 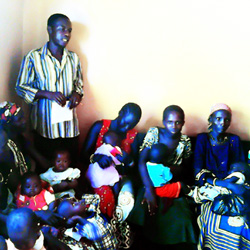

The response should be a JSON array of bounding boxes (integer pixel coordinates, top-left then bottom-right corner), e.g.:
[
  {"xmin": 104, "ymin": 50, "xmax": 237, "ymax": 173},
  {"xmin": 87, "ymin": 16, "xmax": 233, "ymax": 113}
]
[
  {"xmin": 54, "ymin": 151, "xmax": 71, "ymax": 172},
  {"xmin": 62, "ymin": 199, "xmax": 87, "ymax": 218},
  {"xmin": 22, "ymin": 176, "xmax": 42, "ymax": 197},
  {"xmin": 70, "ymin": 199, "xmax": 87, "ymax": 217},
  {"xmin": 104, "ymin": 134, "xmax": 121, "ymax": 147},
  {"xmin": 163, "ymin": 111, "xmax": 184, "ymax": 136}
]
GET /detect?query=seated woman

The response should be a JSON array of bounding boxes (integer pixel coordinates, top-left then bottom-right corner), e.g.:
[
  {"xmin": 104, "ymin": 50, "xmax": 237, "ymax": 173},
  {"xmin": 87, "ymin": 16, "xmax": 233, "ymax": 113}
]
[
  {"xmin": 0, "ymin": 102, "xmax": 51, "ymax": 191},
  {"xmin": 131, "ymin": 105, "xmax": 196, "ymax": 249},
  {"xmin": 0, "ymin": 102, "xmax": 29, "ymax": 193},
  {"xmin": 0, "ymin": 102, "xmax": 63, "ymax": 229},
  {"xmin": 81, "ymin": 102, "xmax": 142, "ymax": 248},
  {"xmin": 194, "ymin": 103, "xmax": 250, "ymax": 250}
]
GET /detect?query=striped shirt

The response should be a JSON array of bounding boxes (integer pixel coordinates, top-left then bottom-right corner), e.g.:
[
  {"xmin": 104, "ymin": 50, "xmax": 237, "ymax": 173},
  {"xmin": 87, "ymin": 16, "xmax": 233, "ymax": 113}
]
[{"xmin": 16, "ymin": 43, "xmax": 84, "ymax": 139}]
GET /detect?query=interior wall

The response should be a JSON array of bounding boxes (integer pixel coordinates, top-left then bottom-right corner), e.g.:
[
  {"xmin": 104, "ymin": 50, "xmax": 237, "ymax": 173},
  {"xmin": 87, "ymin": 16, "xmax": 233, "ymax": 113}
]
[
  {"xmin": 0, "ymin": 1, "xmax": 24, "ymax": 104},
  {"xmin": 14, "ymin": 0, "xmax": 250, "ymax": 142}
]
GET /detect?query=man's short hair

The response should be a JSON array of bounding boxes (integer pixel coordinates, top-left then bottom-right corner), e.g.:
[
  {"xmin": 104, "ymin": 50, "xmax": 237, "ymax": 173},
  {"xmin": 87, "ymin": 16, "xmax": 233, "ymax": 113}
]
[{"xmin": 47, "ymin": 13, "xmax": 69, "ymax": 27}]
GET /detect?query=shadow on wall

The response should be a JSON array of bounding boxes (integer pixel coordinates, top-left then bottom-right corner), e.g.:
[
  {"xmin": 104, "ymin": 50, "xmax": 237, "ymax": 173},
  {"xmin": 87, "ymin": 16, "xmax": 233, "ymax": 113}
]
[
  {"xmin": 184, "ymin": 115, "xmax": 207, "ymax": 137},
  {"xmin": 229, "ymin": 110, "xmax": 249, "ymax": 141},
  {"xmin": 8, "ymin": 51, "xmax": 23, "ymax": 105},
  {"xmin": 69, "ymin": 22, "xmax": 100, "ymax": 145}
]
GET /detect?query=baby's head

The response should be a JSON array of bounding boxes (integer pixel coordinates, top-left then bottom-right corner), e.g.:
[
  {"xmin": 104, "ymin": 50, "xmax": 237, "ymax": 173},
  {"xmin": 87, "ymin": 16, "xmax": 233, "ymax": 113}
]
[
  {"xmin": 149, "ymin": 143, "xmax": 169, "ymax": 165},
  {"xmin": 21, "ymin": 172, "xmax": 42, "ymax": 197},
  {"xmin": 103, "ymin": 131, "xmax": 121, "ymax": 148},
  {"xmin": 57, "ymin": 198, "xmax": 87, "ymax": 219},
  {"xmin": 53, "ymin": 148, "xmax": 71, "ymax": 172},
  {"xmin": 7, "ymin": 207, "xmax": 40, "ymax": 250}
]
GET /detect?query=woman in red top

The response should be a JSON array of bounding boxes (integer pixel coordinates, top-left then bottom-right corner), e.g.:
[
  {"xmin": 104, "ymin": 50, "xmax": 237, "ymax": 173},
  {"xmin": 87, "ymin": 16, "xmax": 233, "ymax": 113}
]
[{"xmin": 81, "ymin": 102, "xmax": 142, "ymax": 248}]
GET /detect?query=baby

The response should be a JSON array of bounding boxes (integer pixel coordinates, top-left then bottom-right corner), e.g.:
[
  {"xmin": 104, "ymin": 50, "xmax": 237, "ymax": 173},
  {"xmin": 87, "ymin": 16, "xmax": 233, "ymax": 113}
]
[
  {"xmin": 54, "ymin": 194, "xmax": 118, "ymax": 250},
  {"xmin": 6, "ymin": 207, "xmax": 46, "ymax": 250},
  {"xmin": 191, "ymin": 162, "xmax": 249, "ymax": 216},
  {"xmin": 147, "ymin": 143, "xmax": 191, "ymax": 198},
  {"xmin": 146, "ymin": 143, "xmax": 173, "ymax": 187},
  {"xmin": 86, "ymin": 131, "xmax": 122, "ymax": 190},
  {"xmin": 15, "ymin": 172, "xmax": 55, "ymax": 211},
  {"xmin": 86, "ymin": 131, "xmax": 123, "ymax": 218},
  {"xmin": 40, "ymin": 149, "xmax": 81, "ymax": 199}
]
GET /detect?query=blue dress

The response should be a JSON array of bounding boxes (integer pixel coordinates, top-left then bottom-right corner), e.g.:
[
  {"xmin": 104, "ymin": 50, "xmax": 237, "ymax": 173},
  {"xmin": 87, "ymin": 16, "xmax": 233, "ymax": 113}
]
[
  {"xmin": 194, "ymin": 133, "xmax": 245, "ymax": 181},
  {"xmin": 194, "ymin": 133, "xmax": 250, "ymax": 250}
]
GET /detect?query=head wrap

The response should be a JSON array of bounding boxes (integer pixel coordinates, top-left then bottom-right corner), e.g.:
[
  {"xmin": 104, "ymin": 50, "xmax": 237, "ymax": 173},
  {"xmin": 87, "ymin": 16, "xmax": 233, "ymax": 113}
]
[
  {"xmin": 210, "ymin": 103, "xmax": 232, "ymax": 116},
  {"xmin": 0, "ymin": 101, "xmax": 21, "ymax": 125}
]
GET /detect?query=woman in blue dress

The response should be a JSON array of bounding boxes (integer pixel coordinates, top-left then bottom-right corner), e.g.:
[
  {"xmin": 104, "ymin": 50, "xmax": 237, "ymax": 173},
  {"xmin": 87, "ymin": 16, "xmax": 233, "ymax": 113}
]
[{"xmin": 194, "ymin": 103, "xmax": 250, "ymax": 250}]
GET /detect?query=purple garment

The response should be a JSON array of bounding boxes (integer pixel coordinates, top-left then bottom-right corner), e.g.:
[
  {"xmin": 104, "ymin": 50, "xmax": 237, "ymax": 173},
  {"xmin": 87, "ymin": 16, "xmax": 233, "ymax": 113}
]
[{"xmin": 194, "ymin": 133, "xmax": 245, "ymax": 180}]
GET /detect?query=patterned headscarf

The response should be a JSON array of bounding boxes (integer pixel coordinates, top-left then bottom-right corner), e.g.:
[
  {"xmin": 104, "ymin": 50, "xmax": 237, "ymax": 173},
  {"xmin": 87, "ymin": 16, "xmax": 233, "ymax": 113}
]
[{"xmin": 0, "ymin": 101, "xmax": 21, "ymax": 125}]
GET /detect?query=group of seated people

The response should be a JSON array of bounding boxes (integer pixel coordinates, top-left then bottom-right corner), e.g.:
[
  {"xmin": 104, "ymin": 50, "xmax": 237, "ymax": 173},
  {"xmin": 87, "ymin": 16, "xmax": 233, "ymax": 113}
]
[{"xmin": 0, "ymin": 101, "xmax": 249, "ymax": 250}]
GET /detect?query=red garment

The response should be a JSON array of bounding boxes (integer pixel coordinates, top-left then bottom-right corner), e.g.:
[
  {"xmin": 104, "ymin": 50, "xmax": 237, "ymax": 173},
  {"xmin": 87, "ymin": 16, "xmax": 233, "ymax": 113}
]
[
  {"xmin": 93, "ymin": 185, "xmax": 115, "ymax": 218},
  {"xmin": 94, "ymin": 119, "xmax": 137, "ymax": 218},
  {"xmin": 16, "ymin": 189, "xmax": 49, "ymax": 211},
  {"xmin": 95, "ymin": 119, "xmax": 137, "ymax": 154},
  {"xmin": 15, "ymin": 180, "xmax": 54, "ymax": 211},
  {"xmin": 155, "ymin": 182, "xmax": 181, "ymax": 198}
]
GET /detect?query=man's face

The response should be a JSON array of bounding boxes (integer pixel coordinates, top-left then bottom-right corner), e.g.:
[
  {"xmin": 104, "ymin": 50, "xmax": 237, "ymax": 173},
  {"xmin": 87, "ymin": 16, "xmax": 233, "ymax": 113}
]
[{"xmin": 48, "ymin": 17, "xmax": 72, "ymax": 48}]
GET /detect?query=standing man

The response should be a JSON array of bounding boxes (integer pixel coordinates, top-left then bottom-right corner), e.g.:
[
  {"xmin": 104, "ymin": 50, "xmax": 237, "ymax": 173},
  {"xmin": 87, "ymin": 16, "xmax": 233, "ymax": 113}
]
[{"xmin": 16, "ymin": 13, "xmax": 84, "ymax": 169}]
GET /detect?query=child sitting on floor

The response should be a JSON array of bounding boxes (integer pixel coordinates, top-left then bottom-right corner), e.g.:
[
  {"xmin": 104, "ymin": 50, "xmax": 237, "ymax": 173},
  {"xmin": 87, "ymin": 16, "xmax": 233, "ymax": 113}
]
[
  {"xmin": 6, "ymin": 207, "xmax": 46, "ymax": 250},
  {"xmin": 146, "ymin": 143, "xmax": 191, "ymax": 198},
  {"xmin": 53, "ymin": 194, "xmax": 117, "ymax": 250},
  {"xmin": 40, "ymin": 149, "xmax": 81, "ymax": 199},
  {"xmin": 15, "ymin": 172, "xmax": 55, "ymax": 211}
]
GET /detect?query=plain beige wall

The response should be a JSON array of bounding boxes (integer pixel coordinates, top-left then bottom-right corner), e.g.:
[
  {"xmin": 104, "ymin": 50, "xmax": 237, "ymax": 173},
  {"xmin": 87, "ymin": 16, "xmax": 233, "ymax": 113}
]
[
  {"xmin": 1, "ymin": 0, "xmax": 250, "ymax": 143},
  {"xmin": 0, "ymin": 1, "xmax": 24, "ymax": 104}
]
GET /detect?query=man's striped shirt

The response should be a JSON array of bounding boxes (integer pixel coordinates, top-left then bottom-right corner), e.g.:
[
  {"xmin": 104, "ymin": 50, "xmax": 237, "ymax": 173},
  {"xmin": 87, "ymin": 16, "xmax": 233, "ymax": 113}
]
[{"xmin": 16, "ymin": 43, "xmax": 84, "ymax": 139}]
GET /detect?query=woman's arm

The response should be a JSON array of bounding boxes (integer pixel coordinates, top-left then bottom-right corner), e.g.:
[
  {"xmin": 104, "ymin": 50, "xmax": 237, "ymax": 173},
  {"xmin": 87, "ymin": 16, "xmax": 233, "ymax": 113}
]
[
  {"xmin": 138, "ymin": 147, "xmax": 157, "ymax": 215},
  {"xmin": 207, "ymin": 177, "xmax": 246, "ymax": 196},
  {"xmin": 80, "ymin": 121, "xmax": 103, "ymax": 165},
  {"xmin": 193, "ymin": 134, "xmax": 207, "ymax": 176},
  {"xmin": 81, "ymin": 121, "xmax": 116, "ymax": 169}
]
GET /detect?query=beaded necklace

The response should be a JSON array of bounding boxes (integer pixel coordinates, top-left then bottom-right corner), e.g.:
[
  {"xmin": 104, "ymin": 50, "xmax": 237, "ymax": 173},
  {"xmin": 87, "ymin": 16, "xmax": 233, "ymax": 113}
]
[{"xmin": 209, "ymin": 132, "xmax": 228, "ymax": 145}]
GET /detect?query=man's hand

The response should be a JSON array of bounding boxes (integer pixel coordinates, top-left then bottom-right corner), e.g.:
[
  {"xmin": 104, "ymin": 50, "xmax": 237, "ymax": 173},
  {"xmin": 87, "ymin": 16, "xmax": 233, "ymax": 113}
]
[
  {"xmin": 36, "ymin": 90, "xmax": 67, "ymax": 106},
  {"xmin": 68, "ymin": 91, "xmax": 82, "ymax": 109}
]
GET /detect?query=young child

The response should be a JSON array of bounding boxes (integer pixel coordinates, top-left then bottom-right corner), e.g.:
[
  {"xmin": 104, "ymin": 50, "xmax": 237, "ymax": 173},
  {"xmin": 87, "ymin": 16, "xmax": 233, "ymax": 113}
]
[
  {"xmin": 146, "ymin": 143, "xmax": 191, "ymax": 198},
  {"xmin": 40, "ymin": 149, "xmax": 81, "ymax": 199},
  {"xmin": 54, "ymin": 194, "xmax": 118, "ymax": 250},
  {"xmin": 86, "ymin": 131, "xmax": 122, "ymax": 191},
  {"xmin": 86, "ymin": 131, "xmax": 123, "ymax": 218},
  {"xmin": 6, "ymin": 207, "xmax": 46, "ymax": 250},
  {"xmin": 15, "ymin": 172, "xmax": 55, "ymax": 211}
]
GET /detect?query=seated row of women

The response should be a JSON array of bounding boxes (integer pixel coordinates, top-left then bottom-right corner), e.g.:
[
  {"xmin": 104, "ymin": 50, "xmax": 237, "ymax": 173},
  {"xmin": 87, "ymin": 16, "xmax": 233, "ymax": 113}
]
[{"xmin": 0, "ymin": 101, "xmax": 249, "ymax": 250}]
